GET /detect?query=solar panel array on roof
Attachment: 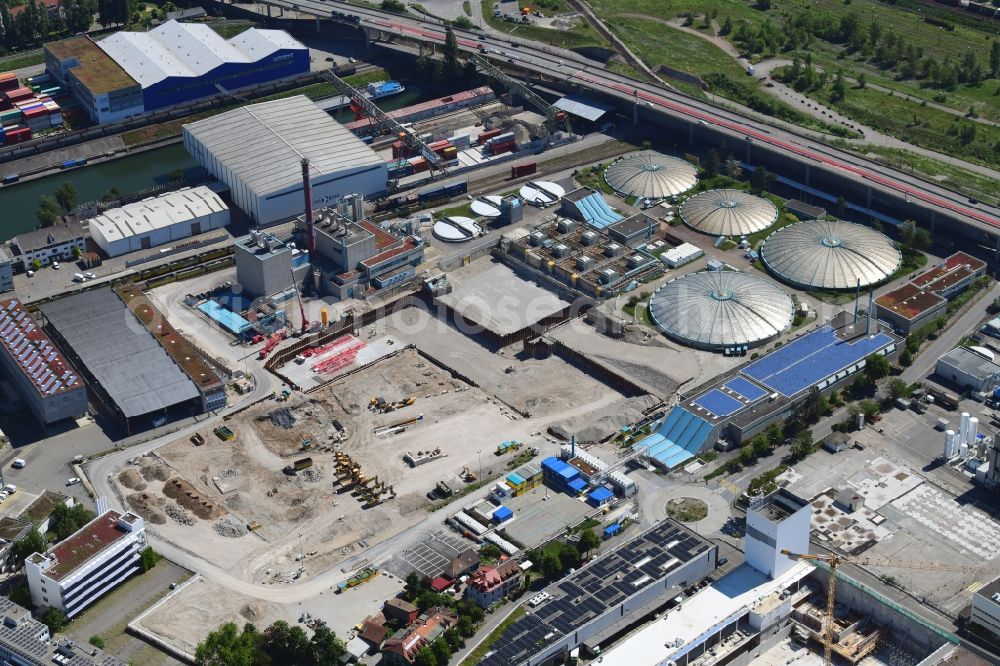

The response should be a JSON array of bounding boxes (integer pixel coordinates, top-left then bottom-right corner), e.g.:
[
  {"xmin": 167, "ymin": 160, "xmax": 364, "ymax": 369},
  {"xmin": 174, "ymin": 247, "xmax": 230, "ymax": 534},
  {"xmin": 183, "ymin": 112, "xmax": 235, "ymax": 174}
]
[
  {"xmin": 723, "ymin": 376, "xmax": 768, "ymax": 401},
  {"xmin": 0, "ymin": 298, "xmax": 80, "ymax": 396},
  {"xmin": 479, "ymin": 521, "xmax": 711, "ymax": 666},
  {"xmin": 40, "ymin": 289, "xmax": 200, "ymax": 419},
  {"xmin": 692, "ymin": 389, "xmax": 743, "ymax": 417}
]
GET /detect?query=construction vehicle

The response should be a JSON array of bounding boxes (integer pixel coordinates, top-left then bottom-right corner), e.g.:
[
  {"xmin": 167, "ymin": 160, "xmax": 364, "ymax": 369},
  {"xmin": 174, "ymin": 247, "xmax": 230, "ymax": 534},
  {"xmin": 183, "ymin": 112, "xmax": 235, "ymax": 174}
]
[
  {"xmin": 190, "ymin": 433, "xmax": 205, "ymax": 446},
  {"xmin": 336, "ymin": 566, "xmax": 379, "ymax": 593},
  {"xmin": 435, "ymin": 480, "xmax": 453, "ymax": 498},
  {"xmin": 496, "ymin": 439, "xmax": 521, "ymax": 455},
  {"xmin": 214, "ymin": 426, "xmax": 235, "ymax": 441},
  {"xmin": 781, "ymin": 549, "xmax": 1000, "ymax": 666},
  {"xmin": 283, "ymin": 457, "xmax": 314, "ymax": 475},
  {"xmin": 461, "ymin": 466, "xmax": 477, "ymax": 482}
]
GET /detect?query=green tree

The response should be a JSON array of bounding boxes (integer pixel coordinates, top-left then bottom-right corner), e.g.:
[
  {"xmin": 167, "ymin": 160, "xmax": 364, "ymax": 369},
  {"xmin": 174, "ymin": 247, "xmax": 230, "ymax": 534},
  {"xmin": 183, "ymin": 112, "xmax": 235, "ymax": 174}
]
[
  {"xmin": 864, "ymin": 353, "xmax": 891, "ymax": 384},
  {"xmin": 480, "ymin": 544, "xmax": 502, "ymax": 562},
  {"xmin": 703, "ymin": 149, "xmax": 721, "ymax": 178},
  {"xmin": 12, "ymin": 528, "xmax": 46, "ymax": 567},
  {"xmin": 991, "ymin": 40, "xmax": 1000, "ymax": 78},
  {"xmin": 751, "ymin": 435, "xmax": 770, "ymax": 457},
  {"xmin": 431, "ymin": 638, "xmax": 452, "ymax": 666},
  {"xmin": 310, "ymin": 620, "xmax": 345, "ymax": 665},
  {"xmin": 48, "ymin": 503, "xmax": 96, "ymax": 542},
  {"xmin": 100, "ymin": 187, "xmax": 122, "ymax": 203},
  {"xmin": 719, "ymin": 16, "xmax": 733, "ymax": 35},
  {"xmin": 899, "ymin": 348, "xmax": 913, "ymax": 367},
  {"xmin": 889, "ymin": 379, "xmax": 912, "ymax": 399},
  {"xmin": 72, "ymin": 246, "xmax": 82, "ymax": 259},
  {"xmin": 380, "ymin": 0, "xmax": 405, "ymax": 12},
  {"xmin": 443, "ymin": 628, "xmax": 464, "ymax": 652},
  {"xmin": 748, "ymin": 166, "xmax": 775, "ymax": 194},
  {"xmin": 577, "ymin": 528, "xmax": 600, "ymax": 557},
  {"xmin": 195, "ymin": 622, "xmax": 260, "ymax": 666},
  {"xmin": 41, "ymin": 608, "xmax": 67, "ymax": 633},
  {"xmin": 260, "ymin": 621, "xmax": 311, "ymax": 665},
  {"xmin": 830, "ymin": 71, "xmax": 847, "ymax": 101},
  {"xmin": 857, "ymin": 71, "xmax": 866, "ymax": 88},
  {"xmin": 443, "ymin": 26, "xmax": 461, "ymax": 79},
  {"xmin": 765, "ymin": 423, "xmax": 783, "ymax": 448},
  {"xmin": 53, "ymin": 182, "xmax": 77, "ymax": 212},
  {"xmin": 457, "ymin": 615, "xmax": 476, "ymax": 638},
  {"xmin": 539, "ymin": 550, "xmax": 561, "ymax": 580},
  {"xmin": 89, "ymin": 635, "xmax": 106, "ymax": 649},
  {"xmin": 36, "ymin": 196, "xmax": 62, "ymax": 227},
  {"xmin": 413, "ymin": 646, "xmax": 437, "ymax": 666},
  {"xmin": 738, "ymin": 445, "xmax": 754, "ymax": 465},
  {"xmin": 139, "ymin": 546, "xmax": 158, "ymax": 573}
]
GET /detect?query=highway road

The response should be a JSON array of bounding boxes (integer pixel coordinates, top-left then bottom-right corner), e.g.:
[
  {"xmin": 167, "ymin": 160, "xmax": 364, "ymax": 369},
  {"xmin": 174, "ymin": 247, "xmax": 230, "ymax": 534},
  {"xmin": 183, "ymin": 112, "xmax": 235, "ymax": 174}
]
[{"xmin": 252, "ymin": 0, "xmax": 1000, "ymax": 237}]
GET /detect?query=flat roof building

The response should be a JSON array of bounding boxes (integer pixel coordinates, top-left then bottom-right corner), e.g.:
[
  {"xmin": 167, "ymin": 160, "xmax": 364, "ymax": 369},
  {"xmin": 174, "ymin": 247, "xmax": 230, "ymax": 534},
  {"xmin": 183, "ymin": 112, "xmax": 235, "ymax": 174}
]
[
  {"xmin": 88, "ymin": 186, "xmax": 230, "ymax": 258},
  {"xmin": 876, "ymin": 251, "xmax": 988, "ymax": 333},
  {"xmin": 184, "ymin": 96, "xmax": 387, "ymax": 224},
  {"xmin": 235, "ymin": 230, "xmax": 300, "ymax": 300},
  {"xmin": 44, "ymin": 36, "xmax": 143, "ymax": 124},
  {"xmin": 41, "ymin": 287, "xmax": 219, "ymax": 431},
  {"xmin": 971, "ymin": 576, "xmax": 1000, "ymax": 641},
  {"xmin": 0, "ymin": 596, "xmax": 127, "ymax": 666},
  {"xmin": 478, "ymin": 519, "xmax": 716, "ymax": 666},
  {"xmin": 0, "ymin": 298, "xmax": 87, "ymax": 426},
  {"xmin": 26, "ymin": 510, "xmax": 146, "ymax": 619},
  {"xmin": 935, "ymin": 346, "xmax": 1000, "ymax": 393}
]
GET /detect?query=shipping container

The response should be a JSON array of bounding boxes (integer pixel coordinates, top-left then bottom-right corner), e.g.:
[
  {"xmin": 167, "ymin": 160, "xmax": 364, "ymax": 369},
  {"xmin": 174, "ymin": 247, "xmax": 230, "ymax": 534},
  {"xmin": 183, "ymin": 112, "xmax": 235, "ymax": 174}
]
[
  {"xmin": 2, "ymin": 174, "xmax": 19, "ymax": 184},
  {"xmin": 449, "ymin": 134, "xmax": 472, "ymax": 149},
  {"xmin": 0, "ymin": 110, "xmax": 22, "ymax": 127},
  {"xmin": 5, "ymin": 87, "xmax": 33, "ymax": 102},
  {"xmin": 511, "ymin": 162, "xmax": 537, "ymax": 178},
  {"xmin": 490, "ymin": 141, "xmax": 514, "ymax": 156},
  {"xmin": 478, "ymin": 128, "xmax": 501, "ymax": 144},
  {"xmin": 409, "ymin": 156, "xmax": 429, "ymax": 173},
  {"xmin": 0, "ymin": 73, "xmax": 18, "ymax": 93}
]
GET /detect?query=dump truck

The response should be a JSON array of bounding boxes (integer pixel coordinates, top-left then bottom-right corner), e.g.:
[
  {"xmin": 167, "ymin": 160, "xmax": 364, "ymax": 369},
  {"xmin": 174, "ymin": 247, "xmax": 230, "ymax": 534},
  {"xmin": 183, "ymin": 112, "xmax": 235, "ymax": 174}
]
[
  {"xmin": 284, "ymin": 457, "xmax": 313, "ymax": 474},
  {"xmin": 190, "ymin": 433, "xmax": 205, "ymax": 446},
  {"xmin": 435, "ymin": 480, "xmax": 453, "ymax": 498},
  {"xmin": 214, "ymin": 426, "xmax": 235, "ymax": 441}
]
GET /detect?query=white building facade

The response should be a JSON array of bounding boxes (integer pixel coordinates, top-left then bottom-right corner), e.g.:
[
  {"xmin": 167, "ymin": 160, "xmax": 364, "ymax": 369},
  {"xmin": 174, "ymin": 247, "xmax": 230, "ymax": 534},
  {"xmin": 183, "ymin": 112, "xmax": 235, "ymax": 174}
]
[
  {"xmin": 8, "ymin": 222, "xmax": 85, "ymax": 271},
  {"xmin": 26, "ymin": 511, "xmax": 146, "ymax": 618},
  {"xmin": 971, "ymin": 579, "xmax": 1000, "ymax": 639},
  {"xmin": 745, "ymin": 489, "xmax": 810, "ymax": 579},
  {"xmin": 88, "ymin": 186, "xmax": 230, "ymax": 257}
]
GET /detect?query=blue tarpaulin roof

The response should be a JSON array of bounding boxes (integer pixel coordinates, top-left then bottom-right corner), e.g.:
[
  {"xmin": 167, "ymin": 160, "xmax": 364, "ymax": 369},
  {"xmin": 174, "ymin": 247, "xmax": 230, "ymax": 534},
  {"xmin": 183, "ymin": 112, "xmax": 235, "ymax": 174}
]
[
  {"xmin": 198, "ymin": 300, "xmax": 252, "ymax": 335},
  {"xmin": 588, "ymin": 487, "xmax": 614, "ymax": 503},
  {"xmin": 493, "ymin": 505, "xmax": 513, "ymax": 522},
  {"xmin": 603, "ymin": 523, "xmax": 621, "ymax": 535}
]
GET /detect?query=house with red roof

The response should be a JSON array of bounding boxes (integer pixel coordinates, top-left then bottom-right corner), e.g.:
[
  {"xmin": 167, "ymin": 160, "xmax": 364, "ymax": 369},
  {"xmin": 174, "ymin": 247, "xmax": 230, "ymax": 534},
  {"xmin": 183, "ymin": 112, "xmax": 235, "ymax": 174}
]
[
  {"xmin": 382, "ymin": 608, "xmax": 457, "ymax": 665},
  {"xmin": 465, "ymin": 559, "xmax": 522, "ymax": 608}
]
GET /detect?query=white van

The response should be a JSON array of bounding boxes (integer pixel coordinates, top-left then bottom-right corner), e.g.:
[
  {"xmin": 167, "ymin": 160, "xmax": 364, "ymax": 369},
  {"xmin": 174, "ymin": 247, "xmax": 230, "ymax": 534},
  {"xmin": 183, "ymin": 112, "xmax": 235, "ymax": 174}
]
[
  {"xmin": 11, "ymin": 458, "xmax": 25, "ymax": 469},
  {"xmin": 72, "ymin": 273, "xmax": 85, "ymax": 282}
]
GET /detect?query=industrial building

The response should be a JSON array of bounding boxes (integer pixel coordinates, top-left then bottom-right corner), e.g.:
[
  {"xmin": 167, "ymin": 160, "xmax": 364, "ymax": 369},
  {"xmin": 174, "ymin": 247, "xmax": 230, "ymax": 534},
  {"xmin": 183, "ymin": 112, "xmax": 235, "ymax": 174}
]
[
  {"xmin": 761, "ymin": 219, "xmax": 900, "ymax": 290},
  {"xmin": 296, "ymin": 196, "xmax": 425, "ymax": 299},
  {"xmin": 0, "ymin": 248, "xmax": 14, "ymax": 293},
  {"xmin": 934, "ymin": 346, "xmax": 1000, "ymax": 393},
  {"xmin": 88, "ymin": 186, "xmax": 230, "ymax": 257},
  {"xmin": 647, "ymin": 271, "xmax": 794, "ymax": 351},
  {"xmin": 0, "ymin": 597, "xmax": 127, "ymax": 666},
  {"xmin": 970, "ymin": 577, "xmax": 1000, "ymax": 641},
  {"xmin": 637, "ymin": 311, "xmax": 899, "ymax": 466},
  {"xmin": 503, "ymin": 214, "xmax": 662, "ymax": 299},
  {"xmin": 7, "ymin": 222, "xmax": 85, "ymax": 272},
  {"xmin": 45, "ymin": 21, "xmax": 308, "ymax": 122},
  {"xmin": 41, "ymin": 286, "xmax": 224, "ymax": 431},
  {"xmin": 680, "ymin": 189, "xmax": 778, "ymax": 237},
  {"xmin": 235, "ymin": 230, "xmax": 306, "ymax": 300},
  {"xmin": 26, "ymin": 509, "xmax": 146, "ymax": 618},
  {"xmin": 184, "ymin": 96, "xmax": 387, "ymax": 224},
  {"xmin": 477, "ymin": 519, "xmax": 717, "ymax": 666},
  {"xmin": 876, "ymin": 251, "xmax": 987, "ymax": 333},
  {"xmin": 0, "ymin": 298, "xmax": 87, "ymax": 426},
  {"xmin": 604, "ymin": 152, "xmax": 698, "ymax": 199}
]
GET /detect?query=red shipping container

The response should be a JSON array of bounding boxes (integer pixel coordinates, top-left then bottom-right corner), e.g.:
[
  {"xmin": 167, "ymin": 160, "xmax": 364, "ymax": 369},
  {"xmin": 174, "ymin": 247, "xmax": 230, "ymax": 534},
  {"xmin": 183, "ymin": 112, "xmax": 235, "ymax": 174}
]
[
  {"xmin": 0, "ymin": 72, "xmax": 17, "ymax": 93},
  {"xmin": 5, "ymin": 127, "xmax": 32, "ymax": 144},
  {"xmin": 409, "ymin": 157, "xmax": 429, "ymax": 173},
  {"xmin": 478, "ymin": 128, "xmax": 501, "ymax": 144},
  {"xmin": 490, "ymin": 141, "xmax": 514, "ymax": 156},
  {"xmin": 5, "ymin": 87, "xmax": 32, "ymax": 102},
  {"xmin": 391, "ymin": 141, "xmax": 413, "ymax": 160},
  {"xmin": 511, "ymin": 162, "xmax": 537, "ymax": 178}
]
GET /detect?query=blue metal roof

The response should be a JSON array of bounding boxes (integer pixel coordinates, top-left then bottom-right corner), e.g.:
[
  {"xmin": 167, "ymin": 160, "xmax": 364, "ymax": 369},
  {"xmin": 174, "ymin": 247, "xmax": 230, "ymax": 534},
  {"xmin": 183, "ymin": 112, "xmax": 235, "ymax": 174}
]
[
  {"xmin": 568, "ymin": 478, "xmax": 588, "ymax": 493},
  {"xmin": 507, "ymin": 473, "xmax": 526, "ymax": 486},
  {"xmin": 588, "ymin": 487, "xmax": 613, "ymax": 502},
  {"xmin": 603, "ymin": 523, "xmax": 620, "ymax": 535},
  {"xmin": 493, "ymin": 505, "xmax": 513, "ymax": 522},
  {"xmin": 570, "ymin": 192, "xmax": 623, "ymax": 229},
  {"xmin": 636, "ymin": 407, "xmax": 714, "ymax": 469},
  {"xmin": 198, "ymin": 300, "xmax": 252, "ymax": 335}
]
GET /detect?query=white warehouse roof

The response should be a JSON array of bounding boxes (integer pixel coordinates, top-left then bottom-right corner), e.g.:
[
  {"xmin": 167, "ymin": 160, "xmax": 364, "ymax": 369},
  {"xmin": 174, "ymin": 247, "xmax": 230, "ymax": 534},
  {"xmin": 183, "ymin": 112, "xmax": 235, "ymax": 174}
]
[
  {"xmin": 97, "ymin": 20, "xmax": 305, "ymax": 87},
  {"xmin": 183, "ymin": 95, "xmax": 384, "ymax": 198},
  {"xmin": 89, "ymin": 186, "xmax": 228, "ymax": 246}
]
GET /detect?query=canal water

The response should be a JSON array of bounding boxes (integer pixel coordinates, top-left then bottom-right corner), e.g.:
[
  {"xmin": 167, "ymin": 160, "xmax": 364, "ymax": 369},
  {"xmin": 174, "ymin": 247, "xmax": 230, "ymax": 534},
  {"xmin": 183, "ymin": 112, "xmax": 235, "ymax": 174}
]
[{"xmin": 0, "ymin": 87, "xmax": 425, "ymax": 242}]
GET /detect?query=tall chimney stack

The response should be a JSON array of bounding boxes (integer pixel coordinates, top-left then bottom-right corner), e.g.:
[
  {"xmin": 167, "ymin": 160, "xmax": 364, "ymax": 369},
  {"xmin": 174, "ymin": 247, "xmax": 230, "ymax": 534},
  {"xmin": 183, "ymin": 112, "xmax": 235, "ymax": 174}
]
[{"xmin": 302, "ymin": 158, "xmax": 315, "ymax": 258}]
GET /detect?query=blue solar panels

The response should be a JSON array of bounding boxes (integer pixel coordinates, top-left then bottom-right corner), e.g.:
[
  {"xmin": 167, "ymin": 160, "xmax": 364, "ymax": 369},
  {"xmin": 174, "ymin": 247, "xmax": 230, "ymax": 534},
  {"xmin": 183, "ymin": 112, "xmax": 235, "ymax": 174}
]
[
  {"xmin": 742, "ymin": 325, "xmax": 895, "ymax": 397},
  {"xmin": 724, "ymin": 376, "xmax": 768, "ymax": 401},
  {"xmin": 693, "ymin": 389, "xmax": 743, "ymax": 417},
  {"xmin": 634, "ymin": 407, "xmax": 714, "ymax": 469},
  {"xmin": 573, "ymin": 192, "xmax": 623, "ymax": 229}
]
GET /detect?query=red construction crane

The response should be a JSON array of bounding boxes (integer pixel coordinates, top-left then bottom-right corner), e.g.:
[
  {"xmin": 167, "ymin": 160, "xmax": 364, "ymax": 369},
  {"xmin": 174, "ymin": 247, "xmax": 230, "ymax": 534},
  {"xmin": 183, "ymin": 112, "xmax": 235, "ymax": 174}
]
[
  {"xmin": 258, "ymin": 330, "xmax": 287, "ymax": 360},
  {"xmin": 291, "ymin": 269, "xmax": 308, "ymax": 335}
]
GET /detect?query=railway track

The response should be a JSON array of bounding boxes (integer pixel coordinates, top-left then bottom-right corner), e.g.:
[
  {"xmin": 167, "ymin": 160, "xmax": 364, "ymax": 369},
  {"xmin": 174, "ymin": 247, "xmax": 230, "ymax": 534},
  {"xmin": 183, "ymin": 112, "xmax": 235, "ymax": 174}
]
[{"xmin": 468, "ymin": 139, "xmax": 637, "ymax": 193}]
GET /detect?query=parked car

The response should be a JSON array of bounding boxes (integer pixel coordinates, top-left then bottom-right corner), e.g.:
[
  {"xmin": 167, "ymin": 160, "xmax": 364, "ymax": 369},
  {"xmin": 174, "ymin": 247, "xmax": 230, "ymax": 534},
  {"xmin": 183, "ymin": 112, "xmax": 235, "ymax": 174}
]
[
  {"xmin": 25, "ymin": 270, "xmax": 33, "ymax": 277},
  {"xmin": 51, "ymin": 261, "xmax": 60, "ymax": 270},
  {"xmin": 85, "ymin": 272, "xmax": 96, "ymax": 279},
  {"xmin": 66, "ymin": 477, "xmax": 80, "ymax": 486},
  {"xmin": 11, "ymin": 458, "xmax": 25, "ymax": 469}
]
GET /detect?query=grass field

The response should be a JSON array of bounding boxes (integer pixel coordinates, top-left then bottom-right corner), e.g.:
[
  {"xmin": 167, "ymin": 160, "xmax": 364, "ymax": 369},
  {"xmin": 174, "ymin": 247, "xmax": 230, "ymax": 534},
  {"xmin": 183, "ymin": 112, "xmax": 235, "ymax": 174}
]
[
  {"xmin": 0, "ymin": 50, "xmax": 44, "ymax": 71},
  {"xmin": 209, "ymin": 21, "xmax": 256, "ymax": 39}
]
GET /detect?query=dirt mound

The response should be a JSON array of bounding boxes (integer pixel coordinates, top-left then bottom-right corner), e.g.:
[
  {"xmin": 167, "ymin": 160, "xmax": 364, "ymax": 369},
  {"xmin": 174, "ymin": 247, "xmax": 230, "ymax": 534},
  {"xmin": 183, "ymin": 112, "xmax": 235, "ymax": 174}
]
[
  {"xmin": 549, "ymin": 394, "xmax": 660, "ymax": 443},
  {"xmin": 163, "ymin": 477, "xmax": 227, "ymax": 520},
  {"xmin": 127, "ymin": 491, "xmax": 166, "ymax": 524},
  {"xmin": 240, "ymin": 603, "xmax": 266, "ymax": 622},
  {"xmin": 212, "ymin": 515, "xmax": 247, "ymax": 538},
  {"xmin": 118, "ymin": 469, "xmax": 147, "ymax": 491},
  {"xmin": 267, "ymin": 407, "xmax": 294, "ymax": 429},
  {"xmin": 140, "ymin": 460, "xmax": 171, "ymax": 482}
]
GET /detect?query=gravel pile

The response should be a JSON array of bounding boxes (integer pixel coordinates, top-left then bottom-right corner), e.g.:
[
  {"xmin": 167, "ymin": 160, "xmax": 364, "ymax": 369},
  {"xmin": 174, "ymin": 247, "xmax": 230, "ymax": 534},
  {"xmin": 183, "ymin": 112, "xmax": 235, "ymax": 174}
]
[
  {"xmin": 300, "ymin": 468, "xmax": 324, "ymax": 483},
  {"xmin": 269, "ymin": 408, "xmax": 295, "ymax": 429},
  {"xmin": 218, "ymin": 468, "xmax": 240, "ymax": 478},
  {"xmin": 165, "ymin": 502, "xmax": 194, "ymax": 526},
  {"xmin": 212, "ymin": 515, "xmax": 247, "ymax": 538}
]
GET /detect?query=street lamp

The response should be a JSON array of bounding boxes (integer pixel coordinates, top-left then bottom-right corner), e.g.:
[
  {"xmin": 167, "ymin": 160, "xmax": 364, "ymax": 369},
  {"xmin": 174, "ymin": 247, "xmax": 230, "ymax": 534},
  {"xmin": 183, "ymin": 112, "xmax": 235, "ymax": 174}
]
[
  {"xmin": 298, "ymin": 533, "xmax": 304, "ymax": 563},
  {"xmin": 477, "ymin": 450, "xmax": 482, "ymax": 481}
]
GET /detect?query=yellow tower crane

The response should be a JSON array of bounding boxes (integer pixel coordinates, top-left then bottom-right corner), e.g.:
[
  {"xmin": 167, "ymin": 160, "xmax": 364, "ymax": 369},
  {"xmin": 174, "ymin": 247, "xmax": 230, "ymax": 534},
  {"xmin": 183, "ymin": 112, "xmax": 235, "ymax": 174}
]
[{"xmin": 780, "ymin": 549, "xmax": 1000, "ymax": 666}]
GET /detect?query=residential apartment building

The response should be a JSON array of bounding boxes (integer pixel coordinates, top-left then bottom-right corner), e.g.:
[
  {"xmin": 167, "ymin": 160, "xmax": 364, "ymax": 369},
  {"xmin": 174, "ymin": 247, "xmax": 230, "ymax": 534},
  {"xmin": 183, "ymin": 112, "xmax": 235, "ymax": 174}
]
[
  {"xmin": 7, "ymin": 222, "xmax": 85, "ymax": 272},
  {"xmin": 382, "ymin": 609, "xmax": 457, "ymax": 665},
  {"xmin": 466, "ymin": 560, "xmax": 522, "ymax": 608},
  {"xmin": 26, "ymin": 510, "xmax": 146, "ymax": 618},
  {"xmin": 0, "ymin": 298, "xmax": 88, "ymax": 425},
  {"xmin": 0, "ymin": 248, "xmax": 13, "ymax": 293}
]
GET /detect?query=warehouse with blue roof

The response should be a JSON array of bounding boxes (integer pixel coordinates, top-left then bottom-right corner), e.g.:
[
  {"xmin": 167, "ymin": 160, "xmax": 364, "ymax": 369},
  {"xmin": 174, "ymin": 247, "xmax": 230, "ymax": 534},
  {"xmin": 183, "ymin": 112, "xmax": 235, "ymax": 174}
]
[{"xmin": 637, "ymin": 311, "xmax": 900, "ymax": 468}]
